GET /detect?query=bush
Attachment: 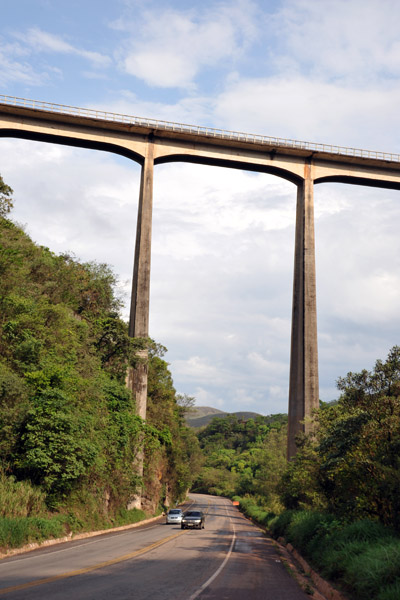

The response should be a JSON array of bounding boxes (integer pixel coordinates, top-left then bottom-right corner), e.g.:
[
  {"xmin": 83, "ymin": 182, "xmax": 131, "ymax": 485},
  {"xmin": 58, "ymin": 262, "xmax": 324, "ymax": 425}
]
[
  {"xmin": 377, "ymin": 580, "xmax": 400, "ymax": 600},
  {"xmin": 232, "ymin": 496, "xmax": 276, "ymax": 528},
  {"xmin": 113, "ymin": 507, "xmax": 147, "ymax": 527},
  {"xmin": 331, "ymin": 518, "xmax": 394, "ymax": 544},
  {"xmin": 320, "ymin": 540, "xmax": 375, "ymax": 580},
  {"xmin": 285, "ymin": 511, "xmax": 333, "ymax": 549},
  {"xmin": 269, "ymin": 510, "xmax": 400, "ymax": 600},
  {"xmin": 0, "ymin": 515, "xmax": 66, "ymax": 549},
  {"xmin": 344, "ymin": 540, "xmax": 400, "ymax": 599},
  {"xmin": 268, "ymin": 509, "xmax": 298, "ymax": 538},
  {"xmin": 0, "ymin": 471, "xmax": 46, "ymax": 517}
]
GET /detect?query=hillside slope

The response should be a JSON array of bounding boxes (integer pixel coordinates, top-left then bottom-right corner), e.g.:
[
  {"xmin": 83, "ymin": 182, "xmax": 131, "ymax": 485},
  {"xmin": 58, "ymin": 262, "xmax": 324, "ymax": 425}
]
[
  {"xmin": 0, "ymin": 215, "xmax": 200, "ymax": 525},
  {"xmin": 186, "ymin": 406, "xmax": 262, "ymax": 427}
]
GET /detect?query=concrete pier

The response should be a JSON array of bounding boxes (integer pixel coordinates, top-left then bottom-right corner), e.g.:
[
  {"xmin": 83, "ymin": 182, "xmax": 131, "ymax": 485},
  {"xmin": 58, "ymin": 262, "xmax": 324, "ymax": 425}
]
[
  {"xmin": 287, "ymin": 164, "xmax": 319, "ymax": 458},
  {"xmin": 127, "ymin": 140, "xmax": 154, "ymax": 420},
  {"xmin": 125, "ymin": 141, "xmax": 154, "ymax": 509}
]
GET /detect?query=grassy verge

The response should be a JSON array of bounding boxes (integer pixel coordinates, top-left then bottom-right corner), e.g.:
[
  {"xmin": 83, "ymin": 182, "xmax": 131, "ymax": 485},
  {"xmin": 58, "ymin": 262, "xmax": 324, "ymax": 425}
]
[
  {"xmin": 0, "ymin": 507, "xmax": 153, "ymax": 553},
  {"xmin": 0, "ymin": 515, "xmax": 67, "ymax": 550},
  {"xmin": 0, "ymin": 471, "xmax": 158, "ymax": 552},
  {"xmin": 233, "ymin": 496, "xmax": 400, "ymax": 600},
  {"xmin": 231, "ymin": 495, "xmax": 275, "ymax": 527}
]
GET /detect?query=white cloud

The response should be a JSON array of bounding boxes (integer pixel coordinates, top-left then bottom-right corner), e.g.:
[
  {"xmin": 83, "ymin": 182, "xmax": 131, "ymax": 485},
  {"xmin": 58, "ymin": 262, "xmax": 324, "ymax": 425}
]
[
  {"xmin": 17, "ymin": 27, "xmax": 111, "ymax": 68},
  {"xmin": 0, "ymin": 40, "xmax": 47, "ymax": 87},
  {"xmin": 247, "ymin": 352, "xmax": 287, "ymax": 375},
  {"xmin": 114, "ymin": 1, "xmax": 258, "ymax": 88},
  {"xmin": 274, "ymin": 0, "xmax": 400, "ymax": 84},
  {"xmin": 315, "ymin": 184, "xmax": 400, "ymax": 324},
  {"xmin": 0, "ymin": 139, "xmax": 140, "ymax": 284},
  {"xmin": 214, "ymin": 76, "xmax": 400, "ymax": 151},
  {"xmin": 314, "ymin": 182, "xmax": 400, "ymax": 401},
  {"xmin": 173, "ymin": 356, "xmax": 223, "ymax": 382},
  {"xmin": 192, "ymin": 387, "xmax": 226, "ymax": 409}
]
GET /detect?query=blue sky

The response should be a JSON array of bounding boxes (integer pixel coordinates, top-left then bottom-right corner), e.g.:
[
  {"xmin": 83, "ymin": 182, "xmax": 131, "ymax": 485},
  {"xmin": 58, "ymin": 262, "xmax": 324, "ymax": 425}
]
[{"xmin": 1, "ymin": 0, "xmax": 400, "ymax": 415}]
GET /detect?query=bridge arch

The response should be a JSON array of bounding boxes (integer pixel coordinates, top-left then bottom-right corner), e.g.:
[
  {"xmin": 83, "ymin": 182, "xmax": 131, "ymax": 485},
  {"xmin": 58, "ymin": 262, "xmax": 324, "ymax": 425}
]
[
  {"xmin": 154, "ymin": 153, "xmax": 302, "ymax": 185},
  {"xmin": 0, "ymin": 128, "xmax": 145, "ymax": 165},
  {"xmin": 315, "ymin": 173, "xmax": 400, "ymax": 191}
]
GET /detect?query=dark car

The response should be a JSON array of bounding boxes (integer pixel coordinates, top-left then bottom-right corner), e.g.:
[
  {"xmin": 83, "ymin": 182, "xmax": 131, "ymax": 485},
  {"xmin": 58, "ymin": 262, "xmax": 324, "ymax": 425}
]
[{"xmin": 181, "ymin": 510, "xmax": 205, "ymax": 530}]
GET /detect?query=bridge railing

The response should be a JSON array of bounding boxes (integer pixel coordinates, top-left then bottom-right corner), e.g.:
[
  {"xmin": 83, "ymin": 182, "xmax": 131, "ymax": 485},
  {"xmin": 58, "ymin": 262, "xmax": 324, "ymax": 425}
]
[{"xmin": 1, "ymin": 94, "xmax": 400, "ymax": 164}]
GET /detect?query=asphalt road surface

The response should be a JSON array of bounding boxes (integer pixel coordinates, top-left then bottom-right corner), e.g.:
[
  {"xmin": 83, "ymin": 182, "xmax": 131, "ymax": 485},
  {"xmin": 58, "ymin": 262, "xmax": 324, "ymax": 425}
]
[{"xmin": 0, "ymin": 494, "xmax": 310, "ymax": 599}]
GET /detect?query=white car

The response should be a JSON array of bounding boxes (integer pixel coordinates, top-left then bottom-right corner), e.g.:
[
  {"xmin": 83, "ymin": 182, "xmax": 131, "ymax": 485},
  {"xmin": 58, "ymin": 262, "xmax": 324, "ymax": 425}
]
[{"xmin": 166, "ymin": 508, "xmax": 183, "ymax": 524}]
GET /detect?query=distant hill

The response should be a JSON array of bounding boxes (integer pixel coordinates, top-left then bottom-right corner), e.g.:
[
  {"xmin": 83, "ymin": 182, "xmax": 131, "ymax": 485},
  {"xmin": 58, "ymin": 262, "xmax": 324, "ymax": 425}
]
[{"xmin": 185, "ymin": 406, "xmax": 262, "ymax": 428}]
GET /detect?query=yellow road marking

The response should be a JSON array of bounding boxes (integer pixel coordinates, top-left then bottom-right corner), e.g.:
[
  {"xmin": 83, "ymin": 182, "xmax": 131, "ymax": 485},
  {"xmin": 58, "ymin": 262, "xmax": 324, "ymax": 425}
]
[{"xmin": 0, "ymin": 531, "xmax": 185, "ymax": 595}]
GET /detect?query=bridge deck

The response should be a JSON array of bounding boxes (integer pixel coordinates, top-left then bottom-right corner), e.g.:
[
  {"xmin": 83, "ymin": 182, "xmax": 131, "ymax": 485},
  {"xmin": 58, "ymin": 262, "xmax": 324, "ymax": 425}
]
[{"xmin": 1, "ymin": 94, "xmax": 400, "ymax": 169}]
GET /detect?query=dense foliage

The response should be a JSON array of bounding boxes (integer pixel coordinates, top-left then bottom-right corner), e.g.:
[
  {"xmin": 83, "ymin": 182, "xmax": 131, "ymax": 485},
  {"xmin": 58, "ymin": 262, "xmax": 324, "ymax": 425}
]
[
  {"xmin": 280, "ymin": 346, "xmax": 400, "ymax": 531},
  {"xmin": 0, "ymin": 194, "xmax": 200, "ymax": 536},
  {"xmin": 270, "ymin": 510, "xmax": 400, "ymax": 600},
  {"xmin": 0, "ymin": 175, "xmax": 13, "ymax": 218},
  {"xmin": 192, "ymin": 352, "xmax": 400, "ymax": 598},
  {"xmin": 0, "ymin": 215, "xmax": 141, "ymax": 512},
  {"xmin": 193, "ymin": 413, "xmax": 287, "ymax": 512},
  {"xmin": 143, "ymin": 342, "xmax": 202, "ymax": 509}
]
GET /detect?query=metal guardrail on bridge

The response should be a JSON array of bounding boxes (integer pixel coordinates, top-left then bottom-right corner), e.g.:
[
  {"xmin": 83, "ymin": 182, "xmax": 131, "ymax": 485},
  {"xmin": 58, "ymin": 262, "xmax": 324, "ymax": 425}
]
[{"xmin": 1, "ymin": 94, "xmax": 400, "ymax": 164}]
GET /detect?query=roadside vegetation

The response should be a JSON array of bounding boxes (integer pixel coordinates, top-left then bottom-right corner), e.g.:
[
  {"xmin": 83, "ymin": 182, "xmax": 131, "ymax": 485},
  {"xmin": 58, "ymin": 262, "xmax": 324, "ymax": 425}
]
[
  {"xmin": 1, "ymin": 174, "xmax": 400, "ymax": 596},
  {"xmin": 0, "ymin": 175, "xmax": 201, "ymax": 551},
  {"xmin": 191, "ymin": 348, "xmax": 400, "ymax": 599},
  {"xmin": 192, "ymin": 412, "xmax": 287, "ymax": 514}
]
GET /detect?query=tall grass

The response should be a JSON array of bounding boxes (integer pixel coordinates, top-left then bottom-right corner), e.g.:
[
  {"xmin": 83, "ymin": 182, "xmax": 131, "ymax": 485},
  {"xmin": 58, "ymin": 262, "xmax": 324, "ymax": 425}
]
[
  {"xmin": 0, "ymin": 507, "xmax": 150, "ymax": 552},
  {"xmin": 267, "ymin": 509, "xmax": 400, "ymax": 600},
  {"xmin": 232, "ymin": 496, "xmax": 275, "ymax": 527},
  {"xmin": 344, "ymin": 540, "xmax": 400, "ymax": 598},
  {"xmin": 0, "ymin": 471, "xmax": 46, "ymax": 518},
  {"xmin": 0, "ymin": 474, "xmax": 152, "ymax": 552},
  {"xmin": 0, "ymin": 515, "xmax": 67, "ymax": 549}
]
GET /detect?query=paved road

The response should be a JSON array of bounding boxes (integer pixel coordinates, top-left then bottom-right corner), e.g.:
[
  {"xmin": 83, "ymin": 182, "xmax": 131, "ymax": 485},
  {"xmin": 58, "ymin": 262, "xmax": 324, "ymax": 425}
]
[{"xmin": 0, "ymin": 494, "xmax": 310, "ymax": 599}]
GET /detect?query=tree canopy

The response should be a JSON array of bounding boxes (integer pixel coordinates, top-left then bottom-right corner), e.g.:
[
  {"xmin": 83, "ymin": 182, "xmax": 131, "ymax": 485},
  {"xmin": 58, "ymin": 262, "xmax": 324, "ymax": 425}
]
[
  {"xmin": 0, "ymin": 203, "xmax": 201, "ymax": 519},
  {"xmin": 0, "ymin": 174, "xmax": 13, "ymax": 217},
  {"xmin": 280, "ymin": 346, "xmax": 400, "ymax": 530}
]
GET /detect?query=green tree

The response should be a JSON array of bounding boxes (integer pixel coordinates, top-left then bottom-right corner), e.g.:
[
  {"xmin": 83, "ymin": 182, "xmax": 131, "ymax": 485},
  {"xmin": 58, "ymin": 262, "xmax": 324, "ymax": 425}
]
[
  {"xmin": 194, "ymin": 413, "xmax": 288, "ymax": 507},
  {"xmin": 0, "ymin": 174, "xmax": 13, "ymax": 217},
  {"xmin": 280, "ymin": 347, "xmax": 400, "ymax": 529},
  {"xmin": 15, "ymin": 388, "xmax": 98, "ymax": 502},
  {"xmin": 144, "ymin": 343, "xmax": 203, "ymax": 507},
  {"xmin": 0, "ymin": 216, "xmax": 144, "ymax": 513},
  {"xmin": 0, "ymin": 210, "xmax": 202, "ymax": 521}
]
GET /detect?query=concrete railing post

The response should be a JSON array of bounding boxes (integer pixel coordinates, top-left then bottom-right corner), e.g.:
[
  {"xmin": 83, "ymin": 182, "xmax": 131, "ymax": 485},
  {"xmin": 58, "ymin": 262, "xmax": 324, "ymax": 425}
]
[{"xmin": 287, "ymin": 163, "xmax": 319, "ymax": 459}]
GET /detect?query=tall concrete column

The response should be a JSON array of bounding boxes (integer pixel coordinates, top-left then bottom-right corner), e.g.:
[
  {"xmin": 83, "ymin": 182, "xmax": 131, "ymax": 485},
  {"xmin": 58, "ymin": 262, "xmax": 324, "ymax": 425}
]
[
  {"xmin": 287, "ymin": 163, "xmax": 319, "ymax": 459},
  {"xmin": 127, "ymin": 140, "xmax": 154, "ymax": 419},
  {"xmin": 126, "ymin": 140, "xmax": 154, "ymax": 510}
]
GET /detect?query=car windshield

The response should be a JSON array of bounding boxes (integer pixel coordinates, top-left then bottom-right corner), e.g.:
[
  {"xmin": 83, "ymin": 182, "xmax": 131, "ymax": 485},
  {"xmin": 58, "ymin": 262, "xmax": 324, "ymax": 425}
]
[
  {"xmin": 186, "ymin": 511, "xmax": 201, "ymax": 517},
  {"xmin": 169, "ymin": 509, "xmax": 181, "ymax": 514}
]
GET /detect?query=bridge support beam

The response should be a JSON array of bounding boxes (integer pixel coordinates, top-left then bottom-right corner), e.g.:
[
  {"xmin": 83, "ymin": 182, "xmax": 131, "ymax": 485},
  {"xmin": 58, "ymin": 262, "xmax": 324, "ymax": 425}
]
[
  {"xmin": 127, "ymin": 140, "xmax": 154, "ymax": 419},
  {"xmin": 287, "ymin": 165, "xmax": 319, "ymax": 459},
  {"xmin": 126, "ymin": 141, "xmax": 154, "ymax": 508}
]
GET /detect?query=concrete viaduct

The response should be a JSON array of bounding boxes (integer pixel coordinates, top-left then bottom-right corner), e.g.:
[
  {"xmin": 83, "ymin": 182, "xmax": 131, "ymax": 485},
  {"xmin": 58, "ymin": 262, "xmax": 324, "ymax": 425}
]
[{"xmin": 1, "ymin": 95, "xmax": 400, "ymax": 459}]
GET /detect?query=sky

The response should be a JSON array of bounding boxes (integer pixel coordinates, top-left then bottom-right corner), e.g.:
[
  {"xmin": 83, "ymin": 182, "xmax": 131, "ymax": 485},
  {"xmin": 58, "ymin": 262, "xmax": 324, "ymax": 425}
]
[{"xmin": 1, "ymin": 0, "xmax": 400, "ymax": 415}]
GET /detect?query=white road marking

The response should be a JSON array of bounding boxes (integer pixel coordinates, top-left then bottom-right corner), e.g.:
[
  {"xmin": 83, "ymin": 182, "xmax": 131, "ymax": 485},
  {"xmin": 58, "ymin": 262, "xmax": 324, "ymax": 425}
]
[{"xmin": 187, "ymin": 501, "xmax": 236, "ymax": 600}]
